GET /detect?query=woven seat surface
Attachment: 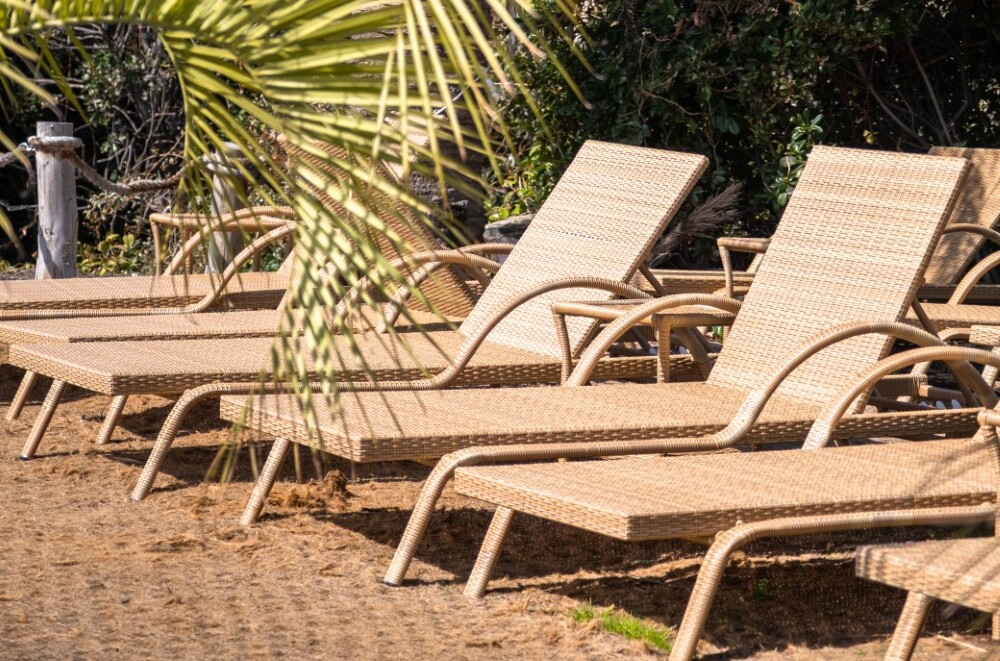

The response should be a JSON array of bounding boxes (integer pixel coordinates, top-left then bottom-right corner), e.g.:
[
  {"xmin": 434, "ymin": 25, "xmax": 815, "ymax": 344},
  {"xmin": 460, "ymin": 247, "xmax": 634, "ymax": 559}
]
[
  {"xmin": 856, "ymin": 537, "xmax": 1000, "ymax": 612},
  {"xmin": 454, "ymin": 438, "xmax": 995, "ymax": 540},
  {"xmin": 0, "ymin": 308, "xmax": 451, "ymax": 346},
  {"xmin": 9, "ymin": 332, "xmax": 669, "ymax": 396},
  {"xmin": 220, "ymin": 383, "xmax": 982, "ymax": 463},
  {"xmin": 0, "ymin": 272, "xmax": 286, "ymax": 310}
]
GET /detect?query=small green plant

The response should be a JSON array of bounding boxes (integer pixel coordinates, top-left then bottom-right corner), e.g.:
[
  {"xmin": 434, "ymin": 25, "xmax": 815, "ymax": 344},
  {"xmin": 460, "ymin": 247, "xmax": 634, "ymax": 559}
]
[
  {"xmin": 79, "ymin": 232, "xmax": 145, "ymax": 275},
  {"xmin": 570, "ymin": 604, "xmax": 673, "ymax": 652}
]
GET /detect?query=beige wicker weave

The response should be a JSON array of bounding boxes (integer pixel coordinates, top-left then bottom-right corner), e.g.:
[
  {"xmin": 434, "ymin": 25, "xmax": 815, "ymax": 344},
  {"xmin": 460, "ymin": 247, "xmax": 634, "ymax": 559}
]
[
  {"xmin": 644, "ymin": 146, "xmax": 1000, "ymax": 300},
  {"xmin": 226, "ymin": 147, "xmax": 983, "ymax": 536},
  {"xmin": 856, "ymin": 535, "xmax": 1000, "ymax": 660},
  {"xmin": 440, "ymin": 348, "xmax": 1000, "ymax": 661},
  {"xmin": 9, "ymin": 142, "xmax": 709, "ymax": 476}
]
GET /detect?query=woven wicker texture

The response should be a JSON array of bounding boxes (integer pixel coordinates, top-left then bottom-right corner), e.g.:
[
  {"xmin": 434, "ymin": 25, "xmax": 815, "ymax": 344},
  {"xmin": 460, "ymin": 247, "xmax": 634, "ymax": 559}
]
[
  {"xmin": 8, "ymin": 333, "xmax": 677, "ymax": 397},
  {"xmin": 0, "ymin": 308, "xmax": 457, "ymax": 363},
  {"xmin": 218, "ymin": 383, "xmax": 978, "ymax": 462},
  {"xmin": 284, "ymin": 139, "xmax": 477, "ymax": 318},
  {"xmin": 221, "ymin": 146, "xmax": 973, "ymax": 461},
  {"xmin": 708, "ymin": 146, "xmax": 967, "ymax": 407},
  {"xmin": 0, "ymin": 272, "xmax": 286, "ymax": 311},
  {"xmin": 857, "ymin": 537, "xmax": 1000, "ymax": 613},
  {"xmin": 923, "ymin": 146, "xmax": 1000, "ymax": 284},
  {"xmin": 857, "ymin": 537, "xmax": 1000, "ymax": 614},
  {"xmin": 640, "ymin": 147, "xmax": 1000, "ymax": 296},
  {"xmin": 459, "ymin": 142, "xmax": 707, "ymax": 358},
  {"xmin": 454, "ymin": 438, "xmax": 994, "ymax": 541}
]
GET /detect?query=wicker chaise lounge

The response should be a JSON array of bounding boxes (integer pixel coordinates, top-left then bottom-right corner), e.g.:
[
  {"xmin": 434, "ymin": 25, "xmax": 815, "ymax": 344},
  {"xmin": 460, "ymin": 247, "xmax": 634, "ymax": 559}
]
[
  {"xmin": 856, "ymin": 522, "xmax": 1000, "ymax": 659},
  {"xmin": 224, "ymin": 146, "xmax": 981, "ymax": 536},
  {"xmin": 0, "ymin": 208, "xmax": 294, "ymax": 316},
  {"xmin": 8, "ymin": 142, "xmax": 711, "ymax": 470},
  {"xmin": 446, "ymin": 346, "xmax": 1000, "ymax": 661},
  {"xmin": 644, "ymin": 146, "xmax": 1000, "ymax": 302}
]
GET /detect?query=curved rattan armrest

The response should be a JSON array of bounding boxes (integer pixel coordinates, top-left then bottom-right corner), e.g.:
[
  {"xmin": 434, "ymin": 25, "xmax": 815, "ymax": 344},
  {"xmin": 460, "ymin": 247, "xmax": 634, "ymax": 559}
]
[
  {"xmin": 941, "ymin": 222, "xmax": 1000, "ymax": 248},
  {"xmin": 565, "ymin": 294, "xmax": 741, "ymax": 386},
  {"xmin": 803, "ymin": 345, "xmax": 1000, "ymax": 449},
  {"xmin": 718, "ymin": 236, "xmax": 770, "ymax": 297},
  {"xmin": 332, "ymin": 277, "xmax": 653, "ymax": 392},
  {"xmin": 948, "ymin": 250, "xmax": 1000, "ymax": 305},
  {"xmin": 332, "ymin": 249, "xmax": 503, "ymax": 329},
  {"xmin": 163, "ymin": 210, "xmax": 295, "ymax": 275},
  {"xmin": 151, "ymin": 205, "xmax": 295, "ymax": 228},
  {"xmin": 717, "ymin": 236, "xmax": 770, "ymax": 253}
]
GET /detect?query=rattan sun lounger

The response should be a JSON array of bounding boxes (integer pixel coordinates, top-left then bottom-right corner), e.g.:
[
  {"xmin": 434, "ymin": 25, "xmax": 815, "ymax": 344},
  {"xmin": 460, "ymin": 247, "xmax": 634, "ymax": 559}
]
[
  {"xmin": 9, "ymin": 141, "xmax": 710, "ymax": 471},
  {"xmin": 856, "ymin": 533, "xmax": 1000, "ymax": 660},
  {"xmin": 643, "ymin": 146, "xmax": 1000, "ymax": 302},
  {"xmin": 0, "ymin": 208, "xmax": 296, "ymax": 316},
  {"xmin": 438, "ymin": 346, "xmax": 1000, "ymax": 661},
  {"xmin": 226, "ymin": 146, "xmax": 983, "ymax": 534}
]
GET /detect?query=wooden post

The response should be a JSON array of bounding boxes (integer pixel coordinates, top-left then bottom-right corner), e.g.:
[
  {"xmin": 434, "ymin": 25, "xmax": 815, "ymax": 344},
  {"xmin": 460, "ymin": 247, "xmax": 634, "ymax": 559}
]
[
  {"xmin": 34, "ymin": 122, "xmax": 78, "ymax": 279},
  {"xmin": 204, "ymin": 142, "xmax": 247, "ymax": 273}
]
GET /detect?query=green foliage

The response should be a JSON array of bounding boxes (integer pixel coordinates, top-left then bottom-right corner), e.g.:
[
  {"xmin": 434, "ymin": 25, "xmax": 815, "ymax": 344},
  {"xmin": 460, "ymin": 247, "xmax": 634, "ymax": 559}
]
[
  {"xmin": 78, "ymin": 232, "xmax": 145, "ymax": 275},
  {"xmin": 489, "ymin": 0, "xmax": 1000, "ymax": 257},
  {"xmin": 570, "ymin": 604, "xmax": 673, "ymax": 652}
]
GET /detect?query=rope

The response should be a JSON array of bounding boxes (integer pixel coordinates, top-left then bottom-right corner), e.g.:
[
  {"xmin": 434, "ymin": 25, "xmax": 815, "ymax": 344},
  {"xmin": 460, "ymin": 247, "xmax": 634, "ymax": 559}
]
[{"xmin": 27, "ymin": 135, "xmax": 185, "ymax": 195}]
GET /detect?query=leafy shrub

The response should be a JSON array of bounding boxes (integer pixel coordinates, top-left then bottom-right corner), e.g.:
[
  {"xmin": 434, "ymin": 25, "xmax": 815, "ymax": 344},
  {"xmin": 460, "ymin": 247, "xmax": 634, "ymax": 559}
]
[{"xmin": 489, "ymin": 0, "xmax": 1000, "ymax": 265}]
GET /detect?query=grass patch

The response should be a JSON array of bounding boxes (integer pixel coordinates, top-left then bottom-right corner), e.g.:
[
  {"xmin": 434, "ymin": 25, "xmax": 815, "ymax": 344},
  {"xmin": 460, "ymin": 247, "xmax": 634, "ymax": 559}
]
[{"xmin": 570, "ymin": 604, "xmax": 673, "ymax": 652}]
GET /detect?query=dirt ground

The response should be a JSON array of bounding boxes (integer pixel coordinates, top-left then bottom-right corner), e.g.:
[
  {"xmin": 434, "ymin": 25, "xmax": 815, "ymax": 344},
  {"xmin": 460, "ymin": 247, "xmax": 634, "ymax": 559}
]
[{"xmin": 1, "ymin": 364, "xmax": 998, "ymax": 660}]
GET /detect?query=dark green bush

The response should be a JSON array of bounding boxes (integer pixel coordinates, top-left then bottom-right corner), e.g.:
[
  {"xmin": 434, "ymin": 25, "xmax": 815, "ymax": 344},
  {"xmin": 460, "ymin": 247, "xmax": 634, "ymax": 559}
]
[{"xmin": 489, "ymin": 0, "xmax": 1000, "ymax": 266}]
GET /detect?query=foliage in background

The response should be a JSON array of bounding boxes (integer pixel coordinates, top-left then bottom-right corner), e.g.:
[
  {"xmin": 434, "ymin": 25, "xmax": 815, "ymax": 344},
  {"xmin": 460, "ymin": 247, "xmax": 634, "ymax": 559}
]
[
  {"xmin": 78, "ymin": 231, "xmax": 144, "ymax": 274},
  {"xmin": 488, "ymin": 0, "xmax": 1000, "ymax": 267}
]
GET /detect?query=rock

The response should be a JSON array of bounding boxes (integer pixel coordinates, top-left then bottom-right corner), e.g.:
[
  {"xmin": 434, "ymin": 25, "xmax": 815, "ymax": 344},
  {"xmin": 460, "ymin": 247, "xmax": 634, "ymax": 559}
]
[{"xmin": 483, "ymin": 214, "xmax": 534, "ymax": 245}]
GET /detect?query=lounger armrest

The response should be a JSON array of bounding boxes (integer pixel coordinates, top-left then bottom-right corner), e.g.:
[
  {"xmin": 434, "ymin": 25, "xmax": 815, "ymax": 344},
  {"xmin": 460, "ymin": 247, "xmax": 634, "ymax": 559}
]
[
  {"xmin": 804, "ymin": 345, "xmax": 1000, "ymax": 449},
  {"xmin": 947, "ymin": 250, "xmax": 1000, "ymax": 304},
  {"xmin": 332, "ymin": 249, "xmax": 504, "ymax": 331},
  {"xmin": 941, "ymin": 222, "xmax": 1000, "ymax": 249},
  {"xmin": 718, "ymin": 236, "xmax": 769, "ymax": 297},
  {"xmin": 163, "ymin": 210, "xmax": 295, "ymax": 275},
  {"xmin": 717, "ymin": 236, "xmax": 770, "ymax": 253},
  {"xmin": 566, "ymin": 294, "xmax": 741, "ymax": 386}
]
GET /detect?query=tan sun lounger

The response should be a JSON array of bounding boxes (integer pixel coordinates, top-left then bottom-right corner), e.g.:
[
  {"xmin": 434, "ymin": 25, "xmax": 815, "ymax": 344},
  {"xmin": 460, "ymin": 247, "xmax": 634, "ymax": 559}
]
[
  {"xmin": 440, "ymin": 346, "xmax": 1000, "ymax": 661},
  {"xmin": 9, "ymin": 141, "xmax": 710, "ymax": 477}
]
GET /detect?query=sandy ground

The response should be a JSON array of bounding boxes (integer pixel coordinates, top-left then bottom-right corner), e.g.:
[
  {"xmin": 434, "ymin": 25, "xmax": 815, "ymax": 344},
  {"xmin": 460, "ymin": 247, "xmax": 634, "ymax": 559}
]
[{"xmin": 1, "ymin": 364, "xmax": 998, "ymax": 660}]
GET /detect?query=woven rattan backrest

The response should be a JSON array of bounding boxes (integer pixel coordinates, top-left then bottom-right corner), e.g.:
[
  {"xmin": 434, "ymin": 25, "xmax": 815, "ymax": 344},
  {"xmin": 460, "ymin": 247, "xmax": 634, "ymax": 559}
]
[
  {"xmin": 458, "ymin": 141, "xmax": 708, "ymax": 358},
  {"xmin": 284, "ymin": 138, "xmax": 478, "ymax": 317},
  {"xmin": 923, "ymin": 147, "xmax": 1000, "ymax": 285},
  {"xmin": 708, "ymin": 146, "xmax": 969, "ymax": 407}
]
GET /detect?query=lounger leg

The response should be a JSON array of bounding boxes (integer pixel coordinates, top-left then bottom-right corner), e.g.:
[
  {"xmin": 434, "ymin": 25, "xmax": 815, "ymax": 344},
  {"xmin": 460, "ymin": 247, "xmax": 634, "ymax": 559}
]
[
  {"xmin": 384, "ymin": 460, "xmax": 462, "ymax": 586},
  {"xmin": 131, "ymin": 386, "xmax": 215, "ymax": 501},
  {"xmin": 464, "ymin": 506, "xmax": 515, "ymax": 599},
  {"xmin": 240, "ymin": 437, "xmax": 292, "ymax": 525},
  {"xmin": 7, "ymin": 370, "xmax": 38, "ymax": 421},
  {"xmin": 20, "ymin": 379, "xmax": 66, "ymax": 460},
  {"xmin": 95, "ymin": 396, "xmax": 128, "ymax": 446},
  {"xmin": 884, "ymin": 592, "xmax": 934, "ymax": 661}
]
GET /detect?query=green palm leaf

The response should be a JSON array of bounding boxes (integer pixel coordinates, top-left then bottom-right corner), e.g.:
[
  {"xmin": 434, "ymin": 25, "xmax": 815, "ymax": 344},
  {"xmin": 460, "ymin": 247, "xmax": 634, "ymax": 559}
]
[{"xmin": 0, "ymin": 0, "xmax": 583, "ymax": 447}]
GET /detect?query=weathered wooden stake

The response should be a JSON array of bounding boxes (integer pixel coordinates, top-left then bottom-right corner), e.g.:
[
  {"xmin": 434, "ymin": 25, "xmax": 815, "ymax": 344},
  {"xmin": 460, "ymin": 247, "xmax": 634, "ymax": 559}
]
[
  {"xmin": 205, "ymin": 142, "xmax": 248, "ymax": 273},
  {"xmin": 34, "ymin": 122, "xmax": 78, "ymax": 279}
]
